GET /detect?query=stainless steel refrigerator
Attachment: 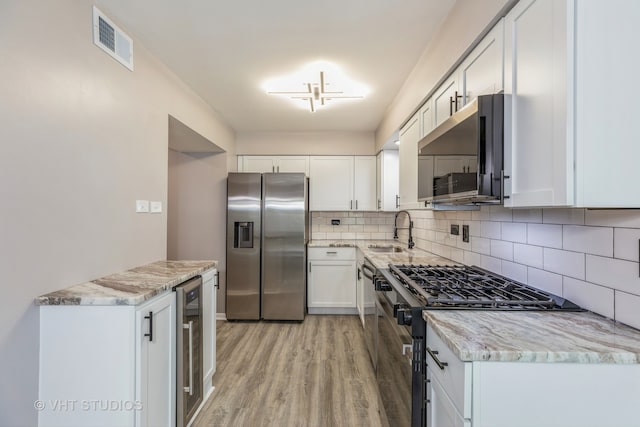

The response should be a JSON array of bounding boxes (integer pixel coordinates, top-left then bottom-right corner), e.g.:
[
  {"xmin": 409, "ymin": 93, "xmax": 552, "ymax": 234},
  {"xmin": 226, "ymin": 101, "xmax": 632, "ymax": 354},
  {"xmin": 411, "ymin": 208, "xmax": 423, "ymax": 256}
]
[{"xmin": 226, "ymin": 172, "xmax": 308, "ymax": 321}]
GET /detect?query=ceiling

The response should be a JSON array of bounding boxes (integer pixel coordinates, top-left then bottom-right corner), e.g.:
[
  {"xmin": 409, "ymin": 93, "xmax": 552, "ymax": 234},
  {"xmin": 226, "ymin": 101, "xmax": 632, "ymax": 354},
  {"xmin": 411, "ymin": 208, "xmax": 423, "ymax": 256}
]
[{"xmin": 97, "ymin": 0, "xmax": 456, "ymax": 133}]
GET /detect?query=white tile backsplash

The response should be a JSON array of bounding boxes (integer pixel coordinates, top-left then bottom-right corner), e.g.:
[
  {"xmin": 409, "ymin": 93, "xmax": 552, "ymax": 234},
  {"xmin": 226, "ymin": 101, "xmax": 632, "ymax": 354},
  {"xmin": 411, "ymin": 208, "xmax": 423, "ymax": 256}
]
[
  {"xmin": 501, "ymin": 222, "xmax": 527, "ymax": 243},
  {"xmin": 543, "ymin": 208, "xmax": 585, "ymax": 225},
  {"xmin": 527, "ymin": 267, "xmax": 563, "ymax": 296},
  {"xmin": 501, "ymin": 260, "xmax": 527, "ymax": 283},
  {"xmin": 481, "ymin": 255, "xmax": 502, "ymax": 274},
  {"xmin": 614, "ymin": 291, "xmax": 640, "ymax": 330},
  {"xmin": 543, "ymin": 248, "xmax": 585, "ymax": 280},
  {"xmin": 563, "ymin": 225, "xmax": 613, "ymax": 257},
  {"xmin": 563, "ymin": 277, "xmax": 614, "ymax": 319},
  {"xmin": 481, "ymin": 221, "xmax": 501, "ymax": 239},
  {"xmin": 613, "ymin": 228, "xmax": 640, "ymax": 262},
  {"xmin": 585, "ymin": 255, "xmax": 640, "ymax": 296},
  {"xmin": 527, "ymin": 223, "xmax": 563, "ymax": 248},
  {"xmin": 471, "ymin": 237, "xmax": 491, "ymax": 255},
  {"xmin": 513, "ymin": 243, "xmax": 544, "ymax": 269},
  {"xmin": 311, "ymin": 211, "xmax": 395, "ymax": 240},
  {"xmin": 513, "ymin": 208, "xmax": 542, "ymax": 223},
  {"xmin": 491, "ymin": 240, "xmax": 514, "ymax": 261}
]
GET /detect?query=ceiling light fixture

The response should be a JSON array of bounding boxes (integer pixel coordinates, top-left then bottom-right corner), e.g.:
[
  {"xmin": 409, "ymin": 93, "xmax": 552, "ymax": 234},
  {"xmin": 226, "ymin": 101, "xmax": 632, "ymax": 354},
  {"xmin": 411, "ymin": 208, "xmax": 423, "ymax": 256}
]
[{"xmin": 264, "ymin": 62, "xmax": 368, "ymax": 113}]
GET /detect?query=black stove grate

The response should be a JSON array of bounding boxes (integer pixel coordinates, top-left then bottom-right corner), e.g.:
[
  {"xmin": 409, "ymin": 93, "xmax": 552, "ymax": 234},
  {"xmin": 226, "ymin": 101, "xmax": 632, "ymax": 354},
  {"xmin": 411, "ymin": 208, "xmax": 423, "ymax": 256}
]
[{"xmin": 388, "ymin": 264, "xmax": 581, "ymax": 310}]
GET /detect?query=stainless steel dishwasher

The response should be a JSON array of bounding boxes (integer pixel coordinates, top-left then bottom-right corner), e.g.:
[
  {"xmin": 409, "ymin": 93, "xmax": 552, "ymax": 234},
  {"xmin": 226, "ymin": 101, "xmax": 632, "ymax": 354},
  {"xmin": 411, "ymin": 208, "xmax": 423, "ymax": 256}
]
[{"xmin": 175, "ymin": 276, "xmax": 203, "ymax": 427}]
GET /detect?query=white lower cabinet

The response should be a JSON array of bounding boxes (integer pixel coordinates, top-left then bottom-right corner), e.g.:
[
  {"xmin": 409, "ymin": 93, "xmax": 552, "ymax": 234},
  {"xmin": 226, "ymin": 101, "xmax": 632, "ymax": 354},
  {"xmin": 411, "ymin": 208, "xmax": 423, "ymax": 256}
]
[
  {"xmin": 201, "ymin": 268, "xmax": 217, "ymax": 397},
  {"xmin": 426, "ymin": 323, "xmax": 640, "ymax": 427},
  {"xmin": 307, "ymin": 247, "xmax": 357, "ymax": 314},
  {"xmin": 39, "ymin": 291, "xmax": 176, "ymax": 427}
]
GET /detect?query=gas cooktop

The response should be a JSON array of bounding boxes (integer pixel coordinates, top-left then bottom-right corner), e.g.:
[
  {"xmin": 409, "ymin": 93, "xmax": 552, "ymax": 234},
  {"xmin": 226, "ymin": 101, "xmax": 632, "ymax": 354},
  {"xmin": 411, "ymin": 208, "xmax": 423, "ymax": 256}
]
[{"xmin": 388, "ymin": 264, "xmax": 581, "ymax": 310}]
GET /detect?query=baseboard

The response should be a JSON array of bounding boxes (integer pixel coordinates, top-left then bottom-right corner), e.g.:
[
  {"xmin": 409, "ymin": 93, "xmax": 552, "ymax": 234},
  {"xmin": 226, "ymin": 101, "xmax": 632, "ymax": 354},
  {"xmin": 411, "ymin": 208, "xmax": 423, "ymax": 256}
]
[
  {"xmin": 216, "ymin": 312, "xmax": 227, "ymax": 321},
  {"xmin": 307, "ymin": 307, "xmax": 359, "ymax": 315}
]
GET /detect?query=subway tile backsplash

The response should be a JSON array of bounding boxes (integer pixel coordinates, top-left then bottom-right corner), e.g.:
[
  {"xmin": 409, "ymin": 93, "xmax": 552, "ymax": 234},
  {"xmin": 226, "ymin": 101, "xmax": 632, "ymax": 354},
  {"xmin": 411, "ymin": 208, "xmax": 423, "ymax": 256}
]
[
  {"xmin": 396, "ymin": 207, "xmax": 640, "ymax": 329},
  {"xmin": 311, "ymin": 211, "xmax": 395, "ymax": 241}
]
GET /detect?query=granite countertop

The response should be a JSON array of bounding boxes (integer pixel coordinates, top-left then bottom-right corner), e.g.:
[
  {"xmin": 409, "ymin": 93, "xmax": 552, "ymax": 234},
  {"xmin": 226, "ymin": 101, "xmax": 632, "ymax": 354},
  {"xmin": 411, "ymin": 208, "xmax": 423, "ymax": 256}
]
[
  {"xmin": 423, "ymin": 310, "xmax": 640, "ymax": 364},
  {"xmin": 308, "ymin": 239, "xmax": 455, "ymax": 269},
  {"xmin": 35, "ymin": 260, "xmax": 217, "ymax": 306}
]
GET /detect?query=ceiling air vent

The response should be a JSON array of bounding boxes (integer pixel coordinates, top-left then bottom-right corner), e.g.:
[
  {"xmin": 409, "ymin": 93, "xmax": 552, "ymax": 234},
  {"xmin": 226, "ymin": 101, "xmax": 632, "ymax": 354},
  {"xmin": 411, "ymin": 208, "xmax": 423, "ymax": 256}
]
[{"xmin": 92, "ymin": 6, "xmax": 133, "ymax": 71}]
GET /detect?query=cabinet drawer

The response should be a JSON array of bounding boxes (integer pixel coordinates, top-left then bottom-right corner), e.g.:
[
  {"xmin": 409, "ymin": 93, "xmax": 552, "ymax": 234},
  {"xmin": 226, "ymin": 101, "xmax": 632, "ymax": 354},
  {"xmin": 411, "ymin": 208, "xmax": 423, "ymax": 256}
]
[
  {"xmin": 308, "ymin": 247, "xmax": 355, "ymax": 261},
  {"xmin": 426, "ymin": 323, "xmax": 472, "ymax": 418}
]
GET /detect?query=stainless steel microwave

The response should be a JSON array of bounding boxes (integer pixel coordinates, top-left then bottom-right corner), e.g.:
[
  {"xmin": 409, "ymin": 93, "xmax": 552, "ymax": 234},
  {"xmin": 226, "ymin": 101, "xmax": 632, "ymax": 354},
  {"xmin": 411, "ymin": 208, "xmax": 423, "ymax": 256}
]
[{"xmin": 418, "ymin": 93, "xmax": 504, "ymax": 205}]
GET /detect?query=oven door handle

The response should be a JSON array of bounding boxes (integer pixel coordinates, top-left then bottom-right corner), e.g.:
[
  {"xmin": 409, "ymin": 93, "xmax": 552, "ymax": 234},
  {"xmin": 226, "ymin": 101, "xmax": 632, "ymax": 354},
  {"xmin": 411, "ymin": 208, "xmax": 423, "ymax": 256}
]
[
  {"xmin": 362, "ymin": 262, "xmax": 375, "ymax": 280},
  {"xmin": 426, "ymin": 347, "xmax": 448, "ymax": 370}
]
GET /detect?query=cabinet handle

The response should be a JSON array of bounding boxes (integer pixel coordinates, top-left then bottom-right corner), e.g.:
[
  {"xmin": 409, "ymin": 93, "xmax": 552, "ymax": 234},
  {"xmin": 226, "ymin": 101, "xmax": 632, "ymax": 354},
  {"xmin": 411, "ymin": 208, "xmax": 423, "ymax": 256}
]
[
  {"xmin": 377, "ymin": 199, "xmax": 381, "ymax": 210},
  {"xmin": 395, "ymin": 195, "xmax": 400, "ymax": 208},
  {"xmin": 357, "ymin": 268, "xmax": 362, "ymax": 281},
  {"xmin": 500, "ymin": 170, "xmax": 511, "ymax": 203},
  {"xmin": 355, "ymin": 200, "xmax": 358, "ymax": 210},
  {"xmin": 350, "ymin": 200, "xmax": 353, "ymax": 210},
  {"xmin": 326, "ymin": 251, "xmax": 338, "ymax": 255},
  {"xmin": 426, "ymin": 347, "xmax": 448, "ymax": 370},
  {"xmin": 215, "ymin": 271, "xmax": 220, "ymax": 289},
  {"xmin": 144, "ymin": 311, "xmax": 153, "ymax": 342},
  {"xmin": 272, "ymin": 165, "xmax": 275, "ymax": 173},
  {"xmin": 309, "ymin": 263, "xmax": 311, "ymax": 273},
  {"xmin": 277, "ymin": 166, "xmax": 280, "ymax": 173},
  {"xmin": 183, "ymin": 321, "xmax": 194, "ymax": 395}
]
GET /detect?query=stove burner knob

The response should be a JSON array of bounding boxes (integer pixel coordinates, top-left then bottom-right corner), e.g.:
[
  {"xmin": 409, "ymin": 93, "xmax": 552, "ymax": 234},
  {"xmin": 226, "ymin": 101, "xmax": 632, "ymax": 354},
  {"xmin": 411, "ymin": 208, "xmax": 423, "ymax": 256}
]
[{"xmin": 397, "ymin": 309, "xmax": 413, "ymax": 326}]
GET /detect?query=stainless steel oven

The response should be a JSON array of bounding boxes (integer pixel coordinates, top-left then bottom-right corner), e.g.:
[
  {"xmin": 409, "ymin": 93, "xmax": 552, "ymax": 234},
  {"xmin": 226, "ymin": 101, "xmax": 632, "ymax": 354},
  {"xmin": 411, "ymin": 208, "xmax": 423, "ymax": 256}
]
[{"xmin": 175, "ymin": 276, "xmax": 203, "ymax": 427}]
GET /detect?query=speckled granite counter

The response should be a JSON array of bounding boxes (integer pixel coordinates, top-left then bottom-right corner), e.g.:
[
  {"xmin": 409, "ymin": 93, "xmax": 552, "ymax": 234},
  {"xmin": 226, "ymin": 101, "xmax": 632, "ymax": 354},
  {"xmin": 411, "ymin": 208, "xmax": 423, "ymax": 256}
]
[
  {"xmin": 35, "ymin": 260, "xmax": 217, "ymax": 306},
  {"xmin": 423, "ymin": 310, "xmax": 640, "ymax": 364},
  {"xmin": 308, "ymin": 239, "xmax": 455, "ymax": 269}
]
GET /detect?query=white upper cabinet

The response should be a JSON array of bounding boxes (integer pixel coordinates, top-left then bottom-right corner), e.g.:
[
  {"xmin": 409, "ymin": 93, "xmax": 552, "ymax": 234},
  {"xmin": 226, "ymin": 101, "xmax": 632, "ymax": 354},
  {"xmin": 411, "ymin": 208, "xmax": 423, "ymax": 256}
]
[
  {"xmin": 503, "ymin": 0, "xmax": 572, "ymax": 207},
  {"xmin": 504, "ymin": 0, "xmax": 640, "ymax": 208},
  {"xmin": 420, "ymin": 98, "xmax": 435, "ymax": 139},
  {"xmin": 433, "ymin": 74, "xmax": 460, "ymax": 128},
  {"xmin": 376, "ymin": 150, "xmax": 399, "ymax": 211},
  {"xmin": 309, "ymin": 156, "xmax": 376, "ymax": 211},
  {"xmin": 354, "ymin": 156, "xmax": 377, "ymax": 211},
  {"xmin": 459, "ymin": 19, "xmax": 504, "ymax": 107},
  {"xmin": 239, "ymin": 155, "xmax": 310, "ymax": 176},
  {"xmin": 398, "ymin": 112, "xmax": 421, "ymax": 209}
]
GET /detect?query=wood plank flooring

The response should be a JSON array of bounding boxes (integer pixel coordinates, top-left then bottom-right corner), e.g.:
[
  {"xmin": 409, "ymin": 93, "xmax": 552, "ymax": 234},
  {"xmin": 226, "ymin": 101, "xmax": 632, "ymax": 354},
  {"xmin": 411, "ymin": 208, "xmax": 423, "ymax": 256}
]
[{"xmin": 193, "ymin": 315, "xmax": 389, "ymax": 427}]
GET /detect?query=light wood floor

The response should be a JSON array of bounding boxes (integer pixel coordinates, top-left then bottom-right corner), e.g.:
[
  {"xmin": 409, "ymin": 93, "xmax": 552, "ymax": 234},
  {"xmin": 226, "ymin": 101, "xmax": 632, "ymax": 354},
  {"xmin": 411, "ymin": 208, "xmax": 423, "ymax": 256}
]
[{"xmin": 193, "ymin": 315, "xmax": 389, "ymax": 427}]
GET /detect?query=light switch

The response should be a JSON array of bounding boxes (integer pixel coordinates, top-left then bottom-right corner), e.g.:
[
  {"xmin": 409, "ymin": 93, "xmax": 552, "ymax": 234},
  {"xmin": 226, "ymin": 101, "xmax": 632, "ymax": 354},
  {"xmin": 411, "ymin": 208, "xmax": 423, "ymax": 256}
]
[
  {"xmin": 150, "ymin": 201, "xmax": 162, "ymax": 213},
  {"xmin": 136, "ymin": 200, "xmax": 150, "ymax": 213}
]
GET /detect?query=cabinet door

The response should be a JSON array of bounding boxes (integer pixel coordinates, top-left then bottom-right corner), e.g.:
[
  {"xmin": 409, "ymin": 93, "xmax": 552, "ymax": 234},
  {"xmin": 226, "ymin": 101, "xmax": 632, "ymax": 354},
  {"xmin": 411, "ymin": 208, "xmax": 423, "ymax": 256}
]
[
  {"xmin": 202, "ymin": 269, "xmax": 217, "ymax": 393},
  {"xmin": 427, "ymin": 371, "xmax": 469, "ymax": 427},
  {"xmin": 433, "ymin": 74, "xmax": 460, "ymax": 128},
  {"xmin": 277, "ymin": 156, "xmax": 309, "ymax": 175},
  {"xmin": 459, "ymin": 20, "xmax": 504, "ymax": 107},
  {"xmin": 307, "ymin": 260, "xmax": 356, "ymax": 309},
  {"xmin": 136, "ymin": 292, "xmax": 176, "ymax": 427},
  {"xmin": 504, "ymin": 0, "xmax": 573, "ymax": 207},
  {"xmin": 420, "ymin": 97, "xmax": 435, "ymax": 138},
  {"xmin": 309, "ymin": 156, "xmax": 354, "ymax": 211},
  {"xmin": 242, "ymin": 156, "xmax": 276, "ymax": 173},
  {"xmin": 354, "ymin": 156, "xmax": 376, "ymax": 211},
  {"xmin": 398, "ymin": 112, "xmax": 420, "ymax": 209},
  {"xmin": 379, "ymin": 150, "xmax": 399, "ymax": 211}
]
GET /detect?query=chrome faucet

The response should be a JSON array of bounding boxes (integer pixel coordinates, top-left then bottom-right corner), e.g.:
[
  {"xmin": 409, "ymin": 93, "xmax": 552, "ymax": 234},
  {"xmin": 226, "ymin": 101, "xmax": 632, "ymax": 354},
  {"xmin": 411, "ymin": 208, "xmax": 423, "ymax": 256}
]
[{"xmin": 394, "ymin": 210, "xmax": 414, "ymax": 249}]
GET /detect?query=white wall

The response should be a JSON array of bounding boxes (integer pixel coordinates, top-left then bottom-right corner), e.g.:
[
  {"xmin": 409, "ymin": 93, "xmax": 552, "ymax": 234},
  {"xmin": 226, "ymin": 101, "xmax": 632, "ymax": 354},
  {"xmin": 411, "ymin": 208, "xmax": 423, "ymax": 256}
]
[
  {"xmin": 396, "ymin": 207, "xmax": 640, "ymax": 330},
  {"xmin": 236, "ymin": 131, "xmax": 375, "ymax": 155},
  {"xmin": 0, "ymin": 1, "xmax": 234, "ymax": 425},
  {"xmin": 167, "ymin": 150, "xmax": 228, "ymax": 314},
  {"xmin": 375, "ymin": 0, "xmax": 513, "ymax": 150}
]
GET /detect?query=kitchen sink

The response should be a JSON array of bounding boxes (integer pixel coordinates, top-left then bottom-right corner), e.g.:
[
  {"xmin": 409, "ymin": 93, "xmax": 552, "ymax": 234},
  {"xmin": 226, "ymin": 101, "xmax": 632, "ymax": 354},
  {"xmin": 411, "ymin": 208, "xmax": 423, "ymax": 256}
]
[{"xmin": 367, "ymin": 245, "xmax": 403, "ymax": 253}]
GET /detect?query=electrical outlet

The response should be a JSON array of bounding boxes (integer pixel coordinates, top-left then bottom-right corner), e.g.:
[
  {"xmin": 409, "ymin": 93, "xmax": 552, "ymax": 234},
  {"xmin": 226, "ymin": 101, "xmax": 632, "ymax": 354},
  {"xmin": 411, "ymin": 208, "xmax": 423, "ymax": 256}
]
[
  {"xmin": 463, "ymin": 225, "xmax": 470, "ymax": 243},
  {"xmin": 331, "ymin": 219, "xmax": 340, "ymax": 225},
  {"xmin": 136, "ymin": 200, "xmax": 150, "ymax": 213},
  {"xmin": 450, "ymin": 224, "xmax": 460, "ymax": 235},
  {"xmin": 150, "ymin": 201, "xmax": 162, "ymax": 213}
]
